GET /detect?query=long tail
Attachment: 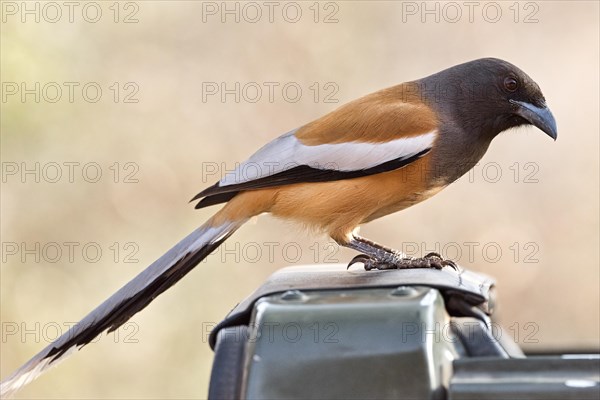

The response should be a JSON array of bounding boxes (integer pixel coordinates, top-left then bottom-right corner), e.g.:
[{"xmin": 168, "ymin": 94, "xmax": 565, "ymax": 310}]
[{"xmin": 0, "ymin": 217, "xmax": 246, "ymax": 398}]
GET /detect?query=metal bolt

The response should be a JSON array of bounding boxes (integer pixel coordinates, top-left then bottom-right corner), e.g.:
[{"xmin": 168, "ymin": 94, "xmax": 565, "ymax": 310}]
[
  {"xmin": 280, "ymin": 290, "xmax": 307, "ymax": 301},
  {"xmin": 390, "ymin": 286, "xmax": 418, "ymax": 297}
]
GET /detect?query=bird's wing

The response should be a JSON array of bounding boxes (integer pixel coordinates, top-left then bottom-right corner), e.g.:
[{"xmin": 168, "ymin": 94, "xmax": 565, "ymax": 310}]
[{"xmin": 193, "ymin": 85, "xmax": 439, "ymax": 208}]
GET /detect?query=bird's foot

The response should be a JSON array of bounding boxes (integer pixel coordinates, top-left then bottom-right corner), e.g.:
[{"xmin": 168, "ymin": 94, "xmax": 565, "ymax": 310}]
[
  {"xmin": 347, "ymin": 252, "xmax": 459, "ymax": 271},
  {"xmin": 420, "ymin": 252, "xmax": 460, "ymax": 271}
]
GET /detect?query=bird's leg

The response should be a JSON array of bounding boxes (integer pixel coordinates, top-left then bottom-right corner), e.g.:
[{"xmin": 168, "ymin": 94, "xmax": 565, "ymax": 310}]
[
  {"xmin": 341, "ymin": 235, "xmax": 458, "ymax": 271},
  {"xmin": 342, "ymin": 236, "xmax": 406, "ymax": 270}
]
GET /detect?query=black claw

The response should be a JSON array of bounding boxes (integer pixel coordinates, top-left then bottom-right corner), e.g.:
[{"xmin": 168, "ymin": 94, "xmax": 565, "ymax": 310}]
[
  {"xmin": 441, "ymin": 259, "xmax": 460, "ymax": 271},
  {"xmin": 424, "ymin": 253, "xmax": 460, "ymax": 271},
  {"xmin": 347, "ymin": 254, "xmax": 374, "ymax": 270}
]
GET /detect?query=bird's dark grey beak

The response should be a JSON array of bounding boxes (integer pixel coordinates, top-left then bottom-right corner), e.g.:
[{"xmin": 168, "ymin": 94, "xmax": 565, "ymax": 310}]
[{"xmin": 510, "ymin": 100, "xmax": 558, "ymax": 140}]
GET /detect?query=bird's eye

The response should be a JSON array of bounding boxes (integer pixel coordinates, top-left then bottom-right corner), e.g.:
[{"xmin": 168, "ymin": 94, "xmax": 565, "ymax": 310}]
[{"xmin": 504, "ymin": 77, "xmax": 518, "ymax": 92}]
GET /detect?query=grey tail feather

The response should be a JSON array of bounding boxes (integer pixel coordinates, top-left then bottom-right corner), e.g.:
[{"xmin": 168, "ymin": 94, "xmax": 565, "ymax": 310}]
[{"xmin": 0, "ymin": 218, "xmax": 245, "ymax": 398}]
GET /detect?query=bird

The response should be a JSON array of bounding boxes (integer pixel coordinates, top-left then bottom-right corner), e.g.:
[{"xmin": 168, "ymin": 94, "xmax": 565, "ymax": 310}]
[{"xmin": 0, "ymin": 57, "xmax": 557, "ymax": 396}]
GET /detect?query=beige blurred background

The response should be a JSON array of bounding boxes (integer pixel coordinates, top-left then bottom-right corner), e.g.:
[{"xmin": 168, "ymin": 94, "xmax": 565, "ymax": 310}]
[{"xmin": 1, "ymin": 1, "xmax": 598, "ymax": 398}]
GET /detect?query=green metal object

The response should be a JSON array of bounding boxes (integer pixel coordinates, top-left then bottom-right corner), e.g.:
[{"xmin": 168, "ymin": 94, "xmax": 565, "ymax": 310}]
[
  {"xmin": 450, "ymin": 356, "xmax": 600, "ymax": 399},
  {"xmin": 208, "ymin": 265, "xmax": 600, "ymax": 399},
  {"xmin": 243, "ymin": 287, "xmax": 456, "ymax": 399}
]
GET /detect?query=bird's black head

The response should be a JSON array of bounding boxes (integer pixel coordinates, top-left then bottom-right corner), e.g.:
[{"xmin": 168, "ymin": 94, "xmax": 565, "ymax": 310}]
[{"xmin": 422, "ymin": 57, "xmax": 557, "ymax": 141}]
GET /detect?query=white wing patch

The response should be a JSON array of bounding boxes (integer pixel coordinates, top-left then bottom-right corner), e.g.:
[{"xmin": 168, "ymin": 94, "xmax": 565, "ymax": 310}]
[{"xmin": 220, "ymin": 130, "xmax": 437, "ymax": 186}]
